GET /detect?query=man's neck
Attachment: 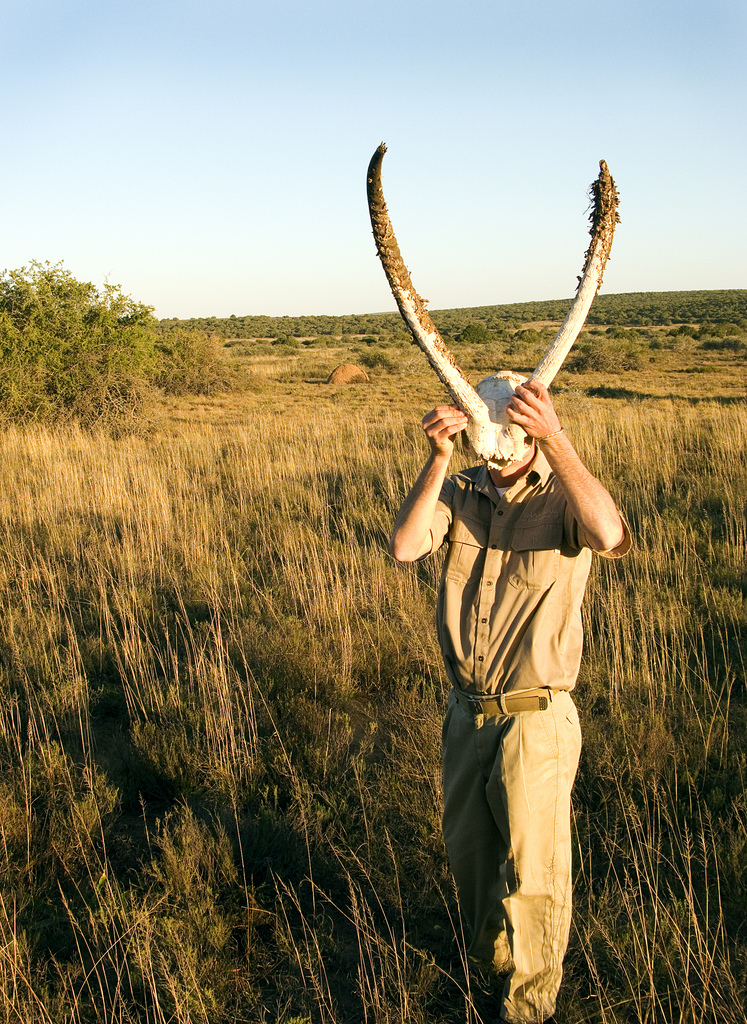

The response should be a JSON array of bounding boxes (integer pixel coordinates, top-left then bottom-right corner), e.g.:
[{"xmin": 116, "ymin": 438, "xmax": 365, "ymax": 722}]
[{"xmin": 488, "ymin": 446, "xmax": 537, "ymax": 490}]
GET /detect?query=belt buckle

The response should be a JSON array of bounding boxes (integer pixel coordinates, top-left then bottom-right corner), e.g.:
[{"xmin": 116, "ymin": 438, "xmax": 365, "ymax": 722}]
[{"xmin": 467, "ymin": 694, "xmax": 485, "ymax": 715}]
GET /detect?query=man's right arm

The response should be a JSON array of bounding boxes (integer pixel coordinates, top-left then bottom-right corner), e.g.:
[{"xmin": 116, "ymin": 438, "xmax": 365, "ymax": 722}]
[{"xmin": 389, "ymin": 406, "xmax": 468, "ymax": 562}]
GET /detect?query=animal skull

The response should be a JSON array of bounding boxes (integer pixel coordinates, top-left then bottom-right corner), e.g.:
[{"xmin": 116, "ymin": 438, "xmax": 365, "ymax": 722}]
[{"xmin": 366, "ymin": 145, "xmax": 620, "ymax": 467}]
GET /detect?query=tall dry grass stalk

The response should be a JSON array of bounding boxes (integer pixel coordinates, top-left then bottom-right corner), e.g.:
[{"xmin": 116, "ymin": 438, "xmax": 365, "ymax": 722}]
[{"xmin": 0, "ymin": 398, "xmax": 744, "ymax": 1022}]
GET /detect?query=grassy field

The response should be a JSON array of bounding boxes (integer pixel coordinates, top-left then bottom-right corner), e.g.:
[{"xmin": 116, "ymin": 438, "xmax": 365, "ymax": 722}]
[{"xmin": 0, "ymin": 320, "xmax": 746, "ymax": 1023}]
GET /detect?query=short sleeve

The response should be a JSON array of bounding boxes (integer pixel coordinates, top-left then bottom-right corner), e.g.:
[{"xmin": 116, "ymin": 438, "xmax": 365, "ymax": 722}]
[
  {"xmin": 597, "ymin": 512, "xmax": 633, "ymax": 558},
  {"xmin": 426, "ymin": 475, "xmax": 456, "ymax": 556},
  {"xmin": 564, "ymin": 505, "xmax": 632, "ymax": 557}
]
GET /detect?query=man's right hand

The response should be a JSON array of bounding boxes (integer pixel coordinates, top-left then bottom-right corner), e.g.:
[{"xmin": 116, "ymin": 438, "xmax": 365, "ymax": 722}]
[
  {"xmin": 423, "ymin": 405, "xmax": 469, "ymax": 458},
  {"xmin": 389, "ymin": 405, "xmax": 469, "ymax": 561}
]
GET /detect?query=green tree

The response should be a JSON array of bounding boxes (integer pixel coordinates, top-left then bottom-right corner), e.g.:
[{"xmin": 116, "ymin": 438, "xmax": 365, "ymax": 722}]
[
  {"xmin": 459, "ymin": 323, "xmax": 493, "ymax": 345},
  {"xmin": 0, "ymin": 261, "xmax": 157, "ymax": 426},
  {"xmin": 155, "ymin": 328, "xmax": 240, "ymax": 395}
]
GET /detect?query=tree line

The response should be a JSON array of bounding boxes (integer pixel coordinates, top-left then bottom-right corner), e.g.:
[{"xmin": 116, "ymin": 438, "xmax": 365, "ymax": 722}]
[{"xmin": 160, "ymin": 289, "xmax": 747, "ymax": 341}]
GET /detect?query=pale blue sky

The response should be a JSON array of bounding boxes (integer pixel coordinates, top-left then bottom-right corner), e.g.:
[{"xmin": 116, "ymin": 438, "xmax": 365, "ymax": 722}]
[{"xmin": 2, "ymin": 0, "xmax": 745, "ymax": 318}]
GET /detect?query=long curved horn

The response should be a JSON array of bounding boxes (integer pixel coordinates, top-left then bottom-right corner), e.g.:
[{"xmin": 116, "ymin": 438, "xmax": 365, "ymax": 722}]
[
  {"xmin": 531, "ymin": 161, "xmax": 620, "ymax": 385},
  {"xmin": 366, "ymin": 144, "xmax": 491, "ymax": 427}
]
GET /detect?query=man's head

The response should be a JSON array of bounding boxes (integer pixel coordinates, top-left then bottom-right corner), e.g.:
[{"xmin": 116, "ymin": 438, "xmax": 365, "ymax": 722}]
[{"xmin": 460, "ymin": 371, "xmax": 534, "ymax": 466}]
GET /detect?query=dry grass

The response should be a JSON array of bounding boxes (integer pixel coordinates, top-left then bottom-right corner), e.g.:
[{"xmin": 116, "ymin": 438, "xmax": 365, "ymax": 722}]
[{"xmin": 0, "ymin": 350, "xmax": 745, "ymax": 1022}]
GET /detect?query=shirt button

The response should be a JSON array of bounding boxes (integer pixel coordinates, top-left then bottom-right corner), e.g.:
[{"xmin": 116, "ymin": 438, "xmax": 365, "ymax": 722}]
[
  {"xmin": 486, "ymin": 581, "xmax": 493, "ymax": 587},
  {"xmin": 477, "ymin": 656, "xmax": 484, "ymax": 662},
  {"xmin": 481, "ymin": 617, "xmax": 488, "ymax": 623}
]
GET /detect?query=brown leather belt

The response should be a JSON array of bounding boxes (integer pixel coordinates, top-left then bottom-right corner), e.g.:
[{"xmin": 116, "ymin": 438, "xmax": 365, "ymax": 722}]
[{"xmin": 453, "ymin": 687, "xmax": 551, "ymax": 715}]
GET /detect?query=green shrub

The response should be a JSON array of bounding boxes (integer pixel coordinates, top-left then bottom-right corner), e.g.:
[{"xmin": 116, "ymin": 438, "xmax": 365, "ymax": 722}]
[
  {"xmin": 606, "ymin": 325, "xmax": 640, "ymax": 341},
  {"xmin": 0, "ymin": 263, "xmax": 245, "ymax": 426},
  {"xmin": 567, "ymin": 339, "xmax": 644, "ymax": 372},
  {"xmin": 155, "ymin": 328, "xmax": 241, "ymax": 395},
  {"xmin": 459, "ymin": 322, "xmax": 493, "ymax": 344},
  {"xmin": 0, "ymin": 261, "xmax": 157, "ymax": 427},
  {"xmin": 359, "ymin": 350, "xmax": 398, "ymax": 372},
  {"xmin": 515, "ymin": 327, "xmax": 543, "ymax": 345},
  {"xmin": 700, "ymin": 337, "xmax": 746, "ymax": 352}
]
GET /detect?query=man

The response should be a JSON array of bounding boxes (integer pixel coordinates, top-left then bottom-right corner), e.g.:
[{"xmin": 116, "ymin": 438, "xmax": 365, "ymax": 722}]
[{"xmin": 390, "ymin": 379, "xmax": 630, "ymax": 1023}]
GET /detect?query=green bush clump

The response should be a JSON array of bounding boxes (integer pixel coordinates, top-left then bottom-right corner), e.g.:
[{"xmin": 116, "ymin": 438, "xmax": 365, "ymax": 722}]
[
  {"xmin": 0, "ymin": 261, "xmax": 157, "ymax": 427},
  {"xmin": 0, "ymin": 262, "xmax": 242, "ymax": 427},
  {"xmin": 700, "ymin": 337, "xmax": 746, "ymax": 352},
  {"xmin": 359, "ymin": 350, "xmax": 398, "ymax": 372},
  {"xmin": 567, "ymin": 332, "xmax": 644, "ymax": 372},
  {"xmin": 154, "ymin": 328, "xmax": 242, "ymax": 395},
  {"xmin": 459, "ymin": 322, "xmax": 493, "ymax": 344}
]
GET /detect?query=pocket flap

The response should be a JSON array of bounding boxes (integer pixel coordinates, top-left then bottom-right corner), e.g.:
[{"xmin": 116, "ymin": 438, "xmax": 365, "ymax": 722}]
[
  {"xmin": 511, "ymin": 521, "xmax": 563, "ymax": 553},
  {"xmin": 450, "ymin": 515, "xmax": 489, "ymax": 549}
]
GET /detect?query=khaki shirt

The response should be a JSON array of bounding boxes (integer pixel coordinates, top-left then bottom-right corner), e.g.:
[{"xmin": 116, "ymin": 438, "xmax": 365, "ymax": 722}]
[{"xmin": 428, "ymin": 450, "xmax": 630, "ymax": 696}]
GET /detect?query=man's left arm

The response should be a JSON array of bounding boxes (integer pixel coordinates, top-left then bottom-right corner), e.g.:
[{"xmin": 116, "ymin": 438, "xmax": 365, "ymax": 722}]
[{"xmin": 507, "ymin": 380, "xmax": 625, "ymax": 553}]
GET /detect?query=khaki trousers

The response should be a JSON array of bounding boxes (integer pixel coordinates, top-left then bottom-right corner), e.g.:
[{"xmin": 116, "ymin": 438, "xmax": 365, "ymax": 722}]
[{"xmin": 442, "ymin": 689, "xmax": 582, "ymax": 1024}]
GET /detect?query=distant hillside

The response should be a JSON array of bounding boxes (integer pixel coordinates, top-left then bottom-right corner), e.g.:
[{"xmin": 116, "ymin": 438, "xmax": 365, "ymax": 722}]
[{"xmin": 159, "ymin": 289, "xmax": 747, "ymax": 340}]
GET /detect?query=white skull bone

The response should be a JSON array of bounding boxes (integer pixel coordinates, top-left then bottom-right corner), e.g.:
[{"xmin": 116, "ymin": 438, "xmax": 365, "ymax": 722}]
[{"xmin": 467, "ymin": 371, "xmax": 532, "ymax": 468}]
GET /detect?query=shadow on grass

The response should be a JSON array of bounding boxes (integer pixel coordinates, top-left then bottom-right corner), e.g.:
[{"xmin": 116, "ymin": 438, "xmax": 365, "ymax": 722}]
[{"xmin": 586, "ymin": 386, "xmax": 747, "ymax": 404}]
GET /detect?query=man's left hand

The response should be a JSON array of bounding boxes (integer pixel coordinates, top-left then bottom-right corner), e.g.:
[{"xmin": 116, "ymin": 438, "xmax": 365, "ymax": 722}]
[{"xmin": 506, "ymin": 380, "xmax": 562, "ymax": 439}]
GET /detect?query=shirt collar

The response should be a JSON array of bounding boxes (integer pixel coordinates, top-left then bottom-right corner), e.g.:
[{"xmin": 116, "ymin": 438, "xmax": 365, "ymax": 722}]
[
  {"xmin": 524, "ymin": 447, "xmax": 553, "ymax": 487},
  {"xmin": 463, "ymin": 449, "xmax": 553, "ymax": 503}
]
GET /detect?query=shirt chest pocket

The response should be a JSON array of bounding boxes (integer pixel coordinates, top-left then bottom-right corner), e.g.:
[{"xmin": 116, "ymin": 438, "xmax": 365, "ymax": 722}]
[
  {"xmin": 444, "ymin": 515, "xmax": 488, "ymax": 584},
  {"xmin": 508, "ymin": 521, "xmax": 563, "ymax": 591}
]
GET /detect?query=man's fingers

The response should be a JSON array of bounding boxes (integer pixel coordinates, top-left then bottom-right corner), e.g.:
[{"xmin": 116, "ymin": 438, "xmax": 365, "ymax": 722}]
[
  {"xmin": 423, "ymin": 407, "xmax": 468, "ymax": 433},
  {"xmin": 429, "ymin": 419, "xmax": 467, "ymax": 441},
  {"xmin": 422, "ymin": 406, "xmax": 469, "ymax": 453},
  {"xmin": 509, "ymin": 381, "xmax": 555, "ymax": 423},
  {"xmin": 423, "ymin": 405, "xmax": 467, "ymax": 421},
  {"xmin": 506, "ymin": 380, "xmax": 561, "ymax": 438},
  {"xmin": 512, "ymin": 380, "xmax": 546, "ymax": 405}
]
